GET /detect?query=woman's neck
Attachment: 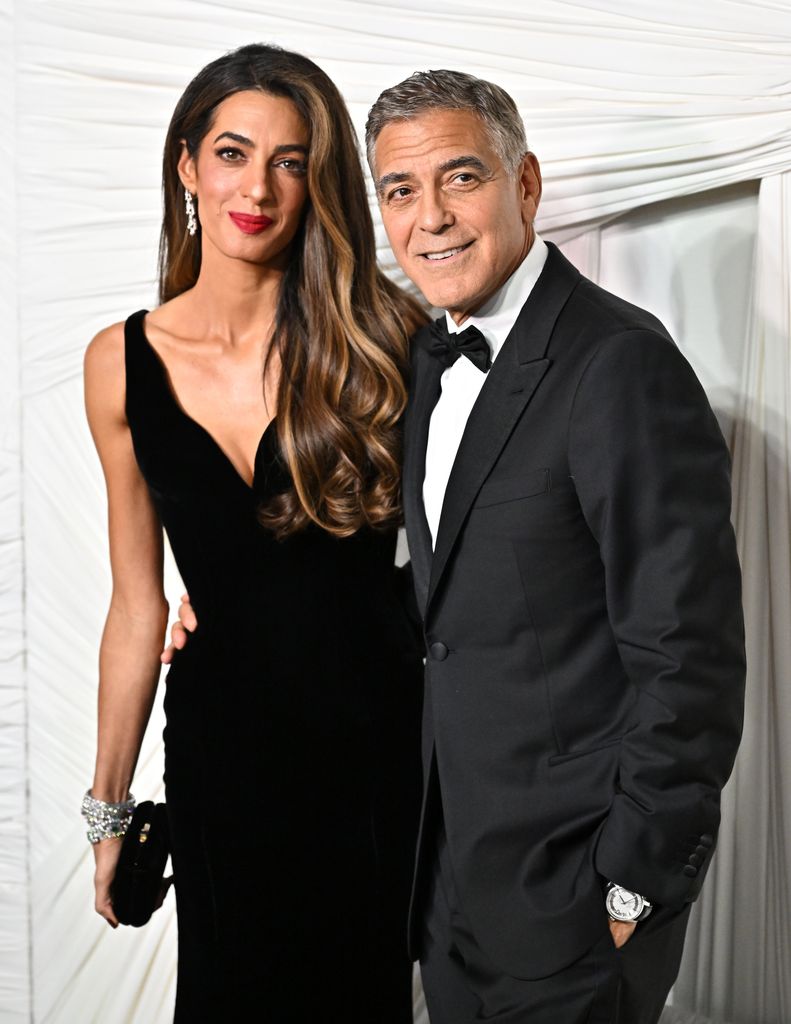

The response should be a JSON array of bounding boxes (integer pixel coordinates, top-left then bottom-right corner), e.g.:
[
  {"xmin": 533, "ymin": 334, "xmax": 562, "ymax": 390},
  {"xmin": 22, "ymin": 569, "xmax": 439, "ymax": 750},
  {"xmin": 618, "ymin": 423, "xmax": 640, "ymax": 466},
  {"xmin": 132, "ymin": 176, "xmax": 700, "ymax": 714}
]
[{"xmin": 184, "ymin": 248, "xmax": 285, "ymax": 346}]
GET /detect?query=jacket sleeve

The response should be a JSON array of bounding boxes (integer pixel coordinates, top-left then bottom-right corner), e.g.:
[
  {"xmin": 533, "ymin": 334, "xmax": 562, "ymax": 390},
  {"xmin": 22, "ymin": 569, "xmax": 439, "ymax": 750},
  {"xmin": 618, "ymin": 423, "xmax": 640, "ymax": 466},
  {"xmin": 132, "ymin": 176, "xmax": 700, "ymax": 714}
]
[
  {"xmin": 568, "ymin": 328, "xmax": 746, "ymax": 909},
  {"xmin": 393, "ymin": 561, "xmax": 425, "ymax": 651}
]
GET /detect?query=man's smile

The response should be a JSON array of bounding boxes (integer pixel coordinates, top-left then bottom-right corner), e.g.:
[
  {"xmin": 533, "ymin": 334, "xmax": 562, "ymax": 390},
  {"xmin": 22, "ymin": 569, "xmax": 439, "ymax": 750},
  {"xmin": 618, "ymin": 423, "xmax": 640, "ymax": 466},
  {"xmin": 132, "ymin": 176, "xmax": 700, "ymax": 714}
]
[{"xmin": 419, "ymin": 241, "xmax": 474, "ymax": 262}]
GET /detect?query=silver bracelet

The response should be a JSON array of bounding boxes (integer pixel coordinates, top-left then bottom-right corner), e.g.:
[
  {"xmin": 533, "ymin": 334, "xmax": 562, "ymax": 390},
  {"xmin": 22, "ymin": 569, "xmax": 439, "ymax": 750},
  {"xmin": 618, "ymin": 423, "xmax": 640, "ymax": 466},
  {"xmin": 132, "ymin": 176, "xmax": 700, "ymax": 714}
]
[{"xmin": 81, "ymin": 789, "xmax": 136, "ymax": 844}]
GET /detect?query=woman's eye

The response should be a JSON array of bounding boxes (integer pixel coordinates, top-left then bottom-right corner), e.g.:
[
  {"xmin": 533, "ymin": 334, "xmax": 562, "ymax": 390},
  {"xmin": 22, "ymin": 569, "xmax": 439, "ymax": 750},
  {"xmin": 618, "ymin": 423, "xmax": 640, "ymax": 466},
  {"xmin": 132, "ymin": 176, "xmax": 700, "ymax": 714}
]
[
  {"xmin": 216, "ymin": 147, "xmax": 244, "ymax": 161},
  {"xmin": 276, "ymin": 158, "xmax": 308, "ymax": 175}
]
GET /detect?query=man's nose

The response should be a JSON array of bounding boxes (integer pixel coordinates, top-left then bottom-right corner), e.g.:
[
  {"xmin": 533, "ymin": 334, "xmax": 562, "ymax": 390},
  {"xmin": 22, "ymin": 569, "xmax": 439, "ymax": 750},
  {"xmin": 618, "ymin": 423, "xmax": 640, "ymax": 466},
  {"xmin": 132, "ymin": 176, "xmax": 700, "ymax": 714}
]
[{"xmin": 417, "ymin": 188, "xmax": 453, "ymax": 233}]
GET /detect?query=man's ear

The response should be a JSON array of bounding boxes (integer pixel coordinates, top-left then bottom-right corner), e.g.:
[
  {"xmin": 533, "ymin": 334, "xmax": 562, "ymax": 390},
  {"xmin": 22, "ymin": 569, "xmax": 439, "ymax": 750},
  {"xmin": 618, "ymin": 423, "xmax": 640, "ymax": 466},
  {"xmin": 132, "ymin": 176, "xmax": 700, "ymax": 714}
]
[
  {"xmin": 518, "ymin": 152, "xmax": 542, "ymax": 224},
  {"xmin": 177, "ymin": 140, "xmax": 197, "ymax": 193}
]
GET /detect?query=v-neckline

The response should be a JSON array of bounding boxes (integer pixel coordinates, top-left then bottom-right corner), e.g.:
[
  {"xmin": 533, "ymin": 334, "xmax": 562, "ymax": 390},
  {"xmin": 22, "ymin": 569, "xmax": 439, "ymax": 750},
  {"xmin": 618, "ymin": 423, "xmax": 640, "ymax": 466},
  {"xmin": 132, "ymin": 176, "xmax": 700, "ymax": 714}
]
[{"xmin": 137, "ymin": 311, "xmax": 275, "ymax": 491}]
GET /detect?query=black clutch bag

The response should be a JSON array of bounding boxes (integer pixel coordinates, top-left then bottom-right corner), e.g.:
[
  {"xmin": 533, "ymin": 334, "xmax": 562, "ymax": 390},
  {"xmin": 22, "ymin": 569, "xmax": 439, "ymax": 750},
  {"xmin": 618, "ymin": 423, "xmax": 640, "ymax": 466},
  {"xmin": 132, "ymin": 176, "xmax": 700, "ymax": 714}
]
[{"xmin": 111, "ymin": 801, "xmax": 171, "ymax": 927}]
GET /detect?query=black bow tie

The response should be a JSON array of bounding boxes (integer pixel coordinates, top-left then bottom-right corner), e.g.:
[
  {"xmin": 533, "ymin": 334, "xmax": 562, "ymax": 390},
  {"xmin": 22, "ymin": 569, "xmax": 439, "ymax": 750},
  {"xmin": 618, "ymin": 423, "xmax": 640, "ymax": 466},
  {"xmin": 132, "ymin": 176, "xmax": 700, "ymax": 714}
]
[{"xmin": 428, "ymin": 318, "xmax": 492, "ymax": 373}]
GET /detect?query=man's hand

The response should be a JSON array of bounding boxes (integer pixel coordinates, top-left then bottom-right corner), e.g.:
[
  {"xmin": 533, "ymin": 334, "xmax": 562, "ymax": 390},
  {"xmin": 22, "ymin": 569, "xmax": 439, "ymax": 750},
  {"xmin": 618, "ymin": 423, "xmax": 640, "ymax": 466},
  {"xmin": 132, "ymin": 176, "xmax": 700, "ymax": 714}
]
[
  {"xmin": 160, "ymin": 593, "xmax": 197, "ymax": 664},
  {"xmin": 608, "ymin": 919, "xmax": 637, "ymax": 949}
]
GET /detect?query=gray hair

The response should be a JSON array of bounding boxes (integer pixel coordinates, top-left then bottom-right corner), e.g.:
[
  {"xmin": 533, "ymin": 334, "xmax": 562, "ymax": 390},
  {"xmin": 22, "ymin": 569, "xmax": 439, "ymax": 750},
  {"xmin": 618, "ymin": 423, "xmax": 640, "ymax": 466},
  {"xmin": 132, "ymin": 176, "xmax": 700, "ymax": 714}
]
[{"xmin": 365, "ymin": 69, "xmax": 528, "ymax": 178}]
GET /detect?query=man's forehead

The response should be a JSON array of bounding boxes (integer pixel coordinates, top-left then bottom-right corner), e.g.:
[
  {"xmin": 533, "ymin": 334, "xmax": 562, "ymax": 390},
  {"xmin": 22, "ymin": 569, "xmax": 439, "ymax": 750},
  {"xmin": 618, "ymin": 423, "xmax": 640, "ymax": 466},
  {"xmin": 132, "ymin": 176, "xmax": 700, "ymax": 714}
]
[{"xmin": 374, "ymin": 110, "xmax": 494, "ymax": 175}]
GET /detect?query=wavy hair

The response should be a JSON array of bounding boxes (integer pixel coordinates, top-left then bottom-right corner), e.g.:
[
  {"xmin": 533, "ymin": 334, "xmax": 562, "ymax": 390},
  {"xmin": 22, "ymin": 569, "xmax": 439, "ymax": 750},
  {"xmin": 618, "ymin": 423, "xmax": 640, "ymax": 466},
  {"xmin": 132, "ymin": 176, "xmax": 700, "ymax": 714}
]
[{"xmin": 158, "ymin": 44, "xmax": 427, "ymax": 537}]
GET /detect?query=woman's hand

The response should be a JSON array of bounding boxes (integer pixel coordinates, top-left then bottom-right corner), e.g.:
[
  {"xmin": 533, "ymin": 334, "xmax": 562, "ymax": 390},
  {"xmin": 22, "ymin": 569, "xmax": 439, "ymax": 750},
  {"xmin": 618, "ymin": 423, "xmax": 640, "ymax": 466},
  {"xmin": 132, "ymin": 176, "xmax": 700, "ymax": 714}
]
[
  {"xmin": 161, "ymin": 593, "xmax": 198, "ymax": 664},
  {"xmin": 92, "ymin": 838, "xmax": 173, "ymax": 928},
  {"xmin": 93, "ymin": 838, "xmax": 122, "ymax": 928}
]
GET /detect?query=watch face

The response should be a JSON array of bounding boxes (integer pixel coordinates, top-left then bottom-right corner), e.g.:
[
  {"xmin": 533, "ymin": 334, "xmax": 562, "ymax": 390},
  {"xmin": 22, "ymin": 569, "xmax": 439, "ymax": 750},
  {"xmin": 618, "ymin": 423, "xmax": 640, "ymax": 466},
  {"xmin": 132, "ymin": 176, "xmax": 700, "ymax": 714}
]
[{"xmin": 606, "ymin": 885, "xmax": 645, "ymax": 922}]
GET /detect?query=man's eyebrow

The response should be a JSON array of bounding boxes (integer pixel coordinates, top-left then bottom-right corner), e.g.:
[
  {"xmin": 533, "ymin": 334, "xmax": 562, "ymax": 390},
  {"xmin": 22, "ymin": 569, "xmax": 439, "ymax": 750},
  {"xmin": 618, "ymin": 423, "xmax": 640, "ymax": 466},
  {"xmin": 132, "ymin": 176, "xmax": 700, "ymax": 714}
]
[
  {"xmin": 375, "ymin": 171, "xmax": 413, "ymax": 194},
  {"xmin": 438, "ymin": 155, "xmax": 492, "ymax": 176}
]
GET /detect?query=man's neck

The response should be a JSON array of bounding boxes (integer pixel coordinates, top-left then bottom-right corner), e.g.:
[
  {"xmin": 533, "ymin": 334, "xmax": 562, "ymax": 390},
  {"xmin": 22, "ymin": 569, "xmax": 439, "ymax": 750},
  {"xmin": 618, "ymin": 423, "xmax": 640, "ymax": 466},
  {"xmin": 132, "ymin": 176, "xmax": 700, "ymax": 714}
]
[{"xmin": 444, "ymin": 235, "xmax": 549, "ymax": 361}]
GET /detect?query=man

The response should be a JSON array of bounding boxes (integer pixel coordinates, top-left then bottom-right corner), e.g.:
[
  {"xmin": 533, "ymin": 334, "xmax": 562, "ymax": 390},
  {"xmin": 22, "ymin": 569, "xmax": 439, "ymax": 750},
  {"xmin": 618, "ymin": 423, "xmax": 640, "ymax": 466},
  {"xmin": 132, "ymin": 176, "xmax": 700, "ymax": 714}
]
[{"xmin": 363, "ymin": 71, "xmax": 745, "ymax": 1022}]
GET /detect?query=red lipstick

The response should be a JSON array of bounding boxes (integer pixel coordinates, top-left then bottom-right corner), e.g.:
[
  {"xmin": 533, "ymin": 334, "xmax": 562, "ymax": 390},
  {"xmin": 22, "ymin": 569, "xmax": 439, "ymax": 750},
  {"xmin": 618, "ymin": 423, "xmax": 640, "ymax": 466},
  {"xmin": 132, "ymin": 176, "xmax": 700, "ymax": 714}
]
[{"xmin": 229, "ymin": 212, "xmax": 274, "ymax": 235}]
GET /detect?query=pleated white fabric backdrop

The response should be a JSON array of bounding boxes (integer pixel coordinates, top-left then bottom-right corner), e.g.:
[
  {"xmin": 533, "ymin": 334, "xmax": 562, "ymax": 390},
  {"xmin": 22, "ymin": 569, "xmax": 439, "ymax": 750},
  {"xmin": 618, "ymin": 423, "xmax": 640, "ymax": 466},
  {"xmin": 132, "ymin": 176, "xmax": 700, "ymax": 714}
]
[{"xmin": 1, "ymin": 2, "xmax": 790, "ymax": 1021}]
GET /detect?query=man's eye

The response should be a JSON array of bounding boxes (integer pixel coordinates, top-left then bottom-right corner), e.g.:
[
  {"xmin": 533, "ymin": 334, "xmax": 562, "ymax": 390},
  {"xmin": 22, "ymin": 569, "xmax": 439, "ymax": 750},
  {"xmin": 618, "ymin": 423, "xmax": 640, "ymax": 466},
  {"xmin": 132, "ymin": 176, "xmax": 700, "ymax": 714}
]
[
  {"xmin": 388, "ymin": 187, "xmax": 413, "ymax": 202},
  {"xmin": 452, "ymin": 173, "xmax": 476, "ymax": 184}
]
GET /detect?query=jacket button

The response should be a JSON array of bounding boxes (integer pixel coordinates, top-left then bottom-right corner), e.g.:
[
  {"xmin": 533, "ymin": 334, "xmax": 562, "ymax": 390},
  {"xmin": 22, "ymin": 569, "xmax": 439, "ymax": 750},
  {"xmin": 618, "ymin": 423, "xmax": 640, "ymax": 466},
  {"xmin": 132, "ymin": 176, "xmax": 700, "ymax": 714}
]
[
  {"xmin": 689, "ymin": 854, "xmax": 702, "ymax": 867},
  {"xmin": 683, "ymin": 865, "xmax": 698, "ymax": 878},
  {"xmin": 429, "ymin": 641, "xmax": 449, "ymax": 661},
  {"xmin": 695, "ymin": 845, "xmax": 708, "ymax": 857},
  {"xmin": 699, "ymin": 834, "xmax": 714, "ymax": 848}
]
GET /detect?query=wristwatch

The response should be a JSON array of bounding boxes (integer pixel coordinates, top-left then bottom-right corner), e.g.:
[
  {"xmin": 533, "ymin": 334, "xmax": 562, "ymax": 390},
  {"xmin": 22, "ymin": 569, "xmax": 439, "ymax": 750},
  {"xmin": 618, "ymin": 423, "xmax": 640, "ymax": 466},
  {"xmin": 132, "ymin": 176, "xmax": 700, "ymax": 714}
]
[{"xmin": 605, "ymin": 881, "xmax": 653, "ymax": 923}]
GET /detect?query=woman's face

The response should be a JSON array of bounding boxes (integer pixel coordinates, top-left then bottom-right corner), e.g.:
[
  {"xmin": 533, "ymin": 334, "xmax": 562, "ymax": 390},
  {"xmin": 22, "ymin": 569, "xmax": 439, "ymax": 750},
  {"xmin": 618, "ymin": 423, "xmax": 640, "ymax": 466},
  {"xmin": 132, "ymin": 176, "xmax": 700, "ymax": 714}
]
[{"xmin": 179, "ymin": 89, "xmax": 310, "ymax": 271}]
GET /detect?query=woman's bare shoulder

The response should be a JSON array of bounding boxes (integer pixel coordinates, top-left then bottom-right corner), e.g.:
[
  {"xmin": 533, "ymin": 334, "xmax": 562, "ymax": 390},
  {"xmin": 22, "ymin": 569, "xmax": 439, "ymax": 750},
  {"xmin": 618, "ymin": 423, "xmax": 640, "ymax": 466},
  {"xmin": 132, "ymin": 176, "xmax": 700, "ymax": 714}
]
[
  {"xmin": 84, "ymin": 298, "xmax": 176, "ymax": 376},
  {"xmin": 85, "ymin": 320, "xmax": 127, "ymax": 383},
  {"xmin": 143, "ymin": 292, "xmax": 194, "ymax": 346}
]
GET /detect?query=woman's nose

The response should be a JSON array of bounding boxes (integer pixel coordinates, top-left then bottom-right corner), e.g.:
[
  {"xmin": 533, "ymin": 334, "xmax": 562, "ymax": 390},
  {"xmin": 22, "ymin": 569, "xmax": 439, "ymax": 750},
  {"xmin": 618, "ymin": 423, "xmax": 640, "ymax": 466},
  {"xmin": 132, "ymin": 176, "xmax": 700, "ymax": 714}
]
[{"xmin": 241, "ymin": 163, "xmax": 271, "ymax": 204}]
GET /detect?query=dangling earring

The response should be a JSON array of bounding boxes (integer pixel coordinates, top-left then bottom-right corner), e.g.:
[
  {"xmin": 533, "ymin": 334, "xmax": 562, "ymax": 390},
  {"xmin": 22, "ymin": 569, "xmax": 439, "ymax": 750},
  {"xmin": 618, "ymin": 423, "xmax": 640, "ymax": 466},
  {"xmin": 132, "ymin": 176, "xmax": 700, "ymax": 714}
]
[{"xmin": 185, "ymin": 189, "xmax": 197, "ymax": 237}]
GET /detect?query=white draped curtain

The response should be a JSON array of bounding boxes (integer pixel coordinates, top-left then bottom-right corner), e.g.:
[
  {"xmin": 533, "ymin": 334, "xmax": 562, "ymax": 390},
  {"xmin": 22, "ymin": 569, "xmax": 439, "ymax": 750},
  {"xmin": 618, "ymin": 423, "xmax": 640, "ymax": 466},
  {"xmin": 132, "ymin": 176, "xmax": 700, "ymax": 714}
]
[{"xmin": 1, "ymin": 2, "xmax": 789, "ymax": 1021}]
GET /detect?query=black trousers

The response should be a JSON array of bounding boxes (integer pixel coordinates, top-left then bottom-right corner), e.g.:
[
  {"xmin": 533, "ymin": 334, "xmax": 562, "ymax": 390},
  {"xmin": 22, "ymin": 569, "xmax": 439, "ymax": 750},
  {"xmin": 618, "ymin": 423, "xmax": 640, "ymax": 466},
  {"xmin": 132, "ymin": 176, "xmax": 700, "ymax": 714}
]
[{"xmin": 420, "ymin": 828, "xmax": 691, "ymax": 1024}]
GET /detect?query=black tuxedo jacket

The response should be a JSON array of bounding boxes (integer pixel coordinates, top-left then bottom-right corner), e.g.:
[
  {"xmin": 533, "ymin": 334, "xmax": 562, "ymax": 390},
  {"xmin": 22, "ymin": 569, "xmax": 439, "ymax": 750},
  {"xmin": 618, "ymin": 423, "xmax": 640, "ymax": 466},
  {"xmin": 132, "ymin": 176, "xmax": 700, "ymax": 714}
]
[{"xmin": 402, "ymin": 242, "xmax": 745, "ymax": 980}]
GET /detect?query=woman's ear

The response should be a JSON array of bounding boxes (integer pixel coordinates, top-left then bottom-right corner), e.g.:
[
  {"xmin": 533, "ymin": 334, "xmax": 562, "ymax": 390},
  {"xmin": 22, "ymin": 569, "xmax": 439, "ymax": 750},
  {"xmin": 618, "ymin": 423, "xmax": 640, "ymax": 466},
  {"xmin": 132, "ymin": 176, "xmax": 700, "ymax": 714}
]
[{"xmin": 177, "ymin": 140, "xmax": 197, "ymax": 193}]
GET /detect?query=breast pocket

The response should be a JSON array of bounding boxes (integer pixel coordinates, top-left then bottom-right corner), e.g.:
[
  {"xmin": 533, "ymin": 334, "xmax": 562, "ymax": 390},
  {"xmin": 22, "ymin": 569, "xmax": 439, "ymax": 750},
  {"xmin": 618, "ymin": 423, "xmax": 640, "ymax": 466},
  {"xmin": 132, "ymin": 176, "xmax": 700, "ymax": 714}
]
[{"xmin": 472, "ymin": 468, "xmax": 551, "ymax": 509}]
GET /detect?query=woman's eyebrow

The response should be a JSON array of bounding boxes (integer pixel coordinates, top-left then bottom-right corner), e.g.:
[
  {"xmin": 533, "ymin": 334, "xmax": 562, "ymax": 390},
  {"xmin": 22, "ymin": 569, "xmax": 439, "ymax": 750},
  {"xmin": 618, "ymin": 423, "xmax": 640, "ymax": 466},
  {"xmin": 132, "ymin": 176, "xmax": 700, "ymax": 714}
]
[
  {"xmin": 213, "ymin": 131, "xmax": 254, "ymax": 146},
  {"xmin": 212, "ymin": 133, "xmax": 308, "ymax": 156}
]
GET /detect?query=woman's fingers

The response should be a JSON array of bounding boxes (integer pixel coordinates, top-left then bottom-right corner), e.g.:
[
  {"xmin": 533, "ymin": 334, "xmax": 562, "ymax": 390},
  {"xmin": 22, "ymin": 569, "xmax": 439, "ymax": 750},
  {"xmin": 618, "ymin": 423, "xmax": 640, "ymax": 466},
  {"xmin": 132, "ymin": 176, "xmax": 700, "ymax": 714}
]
[
  {"xmin": 161, "ymin": 606, "xmax": 192, "ymax": 663},
  {"xmin": 95, "ymin": 888, "xmax": 119, "ymax": 928},
  {"xmin": 177, "ymin": 593, "xmax": 197, "ymax": 632},
  {"xmin": 155, "ymin": 875, "xmax": 174, "ymax": 912},
  {"xmin": 93, "ymin": 839, "xmax": 122, "ymax": 928}
]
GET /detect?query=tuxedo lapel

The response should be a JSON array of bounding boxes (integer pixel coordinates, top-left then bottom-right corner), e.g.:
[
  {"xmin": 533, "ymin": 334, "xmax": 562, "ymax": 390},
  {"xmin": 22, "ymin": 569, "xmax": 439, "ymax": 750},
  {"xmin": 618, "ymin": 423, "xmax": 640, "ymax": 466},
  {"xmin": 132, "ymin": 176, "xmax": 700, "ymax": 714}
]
[
  {"xmin": 403, "ymin": 334, "xmax": 444, "ymax": 618},
  {"xmin": 426, "ymin": 347, "xmax": 550, "ymax": 615},
  {"xmin": 426, "ymin": 243, "xmax": 581, "ymax": 618}
]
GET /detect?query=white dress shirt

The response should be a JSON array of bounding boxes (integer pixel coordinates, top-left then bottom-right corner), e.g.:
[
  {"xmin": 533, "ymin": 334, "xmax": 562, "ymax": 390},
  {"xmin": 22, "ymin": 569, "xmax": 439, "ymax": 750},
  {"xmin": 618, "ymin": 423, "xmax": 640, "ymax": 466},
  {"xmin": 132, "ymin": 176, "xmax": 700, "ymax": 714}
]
[{"xmin": 423, "ymin": 235, "xmax": 549, "ymax": 549}]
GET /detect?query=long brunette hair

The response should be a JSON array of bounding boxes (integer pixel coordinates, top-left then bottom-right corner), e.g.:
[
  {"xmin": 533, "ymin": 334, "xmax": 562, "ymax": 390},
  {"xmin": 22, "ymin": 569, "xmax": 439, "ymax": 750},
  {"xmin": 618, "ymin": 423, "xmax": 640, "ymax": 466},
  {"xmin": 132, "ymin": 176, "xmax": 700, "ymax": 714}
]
[{"xmin": 158, "ymin": 44, "xmax": 426, "ymax": 537}]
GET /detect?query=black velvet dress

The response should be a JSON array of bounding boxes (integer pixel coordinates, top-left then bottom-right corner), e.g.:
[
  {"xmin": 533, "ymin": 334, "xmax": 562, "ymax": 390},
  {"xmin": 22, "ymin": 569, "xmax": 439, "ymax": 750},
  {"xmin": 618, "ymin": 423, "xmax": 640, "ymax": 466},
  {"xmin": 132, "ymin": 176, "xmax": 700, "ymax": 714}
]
[{"xmin": 124, "ymin": 310, "xmax": 424, "ymax": 1022}]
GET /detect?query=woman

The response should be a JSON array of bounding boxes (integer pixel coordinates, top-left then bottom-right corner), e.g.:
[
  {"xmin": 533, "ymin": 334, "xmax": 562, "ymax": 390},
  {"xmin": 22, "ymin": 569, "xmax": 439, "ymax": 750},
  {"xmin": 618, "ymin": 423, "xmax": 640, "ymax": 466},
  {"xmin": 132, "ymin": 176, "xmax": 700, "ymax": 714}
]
[{"xmin": 83, "ymin": 43, "xmax": 426, "ymax": 1022}]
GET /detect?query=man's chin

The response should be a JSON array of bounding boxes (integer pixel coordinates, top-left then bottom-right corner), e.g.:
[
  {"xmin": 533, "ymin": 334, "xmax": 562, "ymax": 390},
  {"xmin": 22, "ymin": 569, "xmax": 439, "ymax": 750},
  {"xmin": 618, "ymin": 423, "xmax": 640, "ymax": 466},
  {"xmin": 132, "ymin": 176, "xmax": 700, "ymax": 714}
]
[
  {"xmin": 412, "ymin": 281, "xmax": 473, "ymax": 318},
  {"xmin": 426, "ymin": 296, "xmax": 477, "ymax": 324}
]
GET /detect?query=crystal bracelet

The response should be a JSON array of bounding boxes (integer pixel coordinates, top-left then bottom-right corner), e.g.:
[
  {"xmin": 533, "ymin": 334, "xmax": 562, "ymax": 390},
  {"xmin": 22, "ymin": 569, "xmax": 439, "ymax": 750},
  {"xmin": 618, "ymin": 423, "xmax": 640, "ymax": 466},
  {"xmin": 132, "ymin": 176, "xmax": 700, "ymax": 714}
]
[{"xmin": 81, "ymin": 789, "xmax": 136, "ymax": 844}]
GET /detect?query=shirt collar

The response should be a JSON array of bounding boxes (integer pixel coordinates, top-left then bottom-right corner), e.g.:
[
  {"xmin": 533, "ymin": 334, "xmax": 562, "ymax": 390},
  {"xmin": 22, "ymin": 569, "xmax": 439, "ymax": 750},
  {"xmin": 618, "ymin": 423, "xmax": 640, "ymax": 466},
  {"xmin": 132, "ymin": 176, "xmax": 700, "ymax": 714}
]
[{"xmin": 445, "ymin": 234, "xmax": 549, "ymax": 362}]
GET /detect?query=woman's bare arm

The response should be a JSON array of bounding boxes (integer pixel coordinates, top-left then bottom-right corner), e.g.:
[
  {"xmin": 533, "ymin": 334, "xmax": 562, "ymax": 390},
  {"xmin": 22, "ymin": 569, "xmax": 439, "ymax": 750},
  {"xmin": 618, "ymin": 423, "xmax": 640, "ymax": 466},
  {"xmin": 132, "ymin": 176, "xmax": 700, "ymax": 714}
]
[{"xmin": 84, "ymin": 322, "xmax": 170, "ymax": 925}]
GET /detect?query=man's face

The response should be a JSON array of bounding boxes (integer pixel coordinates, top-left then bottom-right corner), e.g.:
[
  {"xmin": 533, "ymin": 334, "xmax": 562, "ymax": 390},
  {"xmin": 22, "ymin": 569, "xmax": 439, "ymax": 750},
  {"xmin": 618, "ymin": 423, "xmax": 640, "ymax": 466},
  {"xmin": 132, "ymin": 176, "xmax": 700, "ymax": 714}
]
[{"xmin": 374, "ymin": 108, "xmax": 541, "ymax": 324}]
